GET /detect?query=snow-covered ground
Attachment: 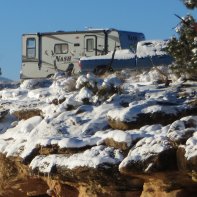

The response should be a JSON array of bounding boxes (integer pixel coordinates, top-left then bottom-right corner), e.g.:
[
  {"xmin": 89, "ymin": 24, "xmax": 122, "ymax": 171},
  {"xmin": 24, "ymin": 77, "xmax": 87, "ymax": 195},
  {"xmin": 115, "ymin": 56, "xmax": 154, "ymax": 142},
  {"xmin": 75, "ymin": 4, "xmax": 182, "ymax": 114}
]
[{"xmin": 0, "ymin": 68, "xmax": 197, "ymax": 174}]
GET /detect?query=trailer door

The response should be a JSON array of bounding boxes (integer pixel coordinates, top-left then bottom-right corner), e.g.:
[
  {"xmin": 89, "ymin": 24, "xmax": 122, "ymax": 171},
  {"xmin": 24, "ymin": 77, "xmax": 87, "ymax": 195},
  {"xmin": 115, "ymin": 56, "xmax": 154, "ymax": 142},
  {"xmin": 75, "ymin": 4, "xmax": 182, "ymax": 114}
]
[
  {"xmin": 84, "ymin": 35, "xmax": 97, "ymax": 56},
  {"xmin": 21, "ymin": 34, "xmax": 42, "ymax": 79}
]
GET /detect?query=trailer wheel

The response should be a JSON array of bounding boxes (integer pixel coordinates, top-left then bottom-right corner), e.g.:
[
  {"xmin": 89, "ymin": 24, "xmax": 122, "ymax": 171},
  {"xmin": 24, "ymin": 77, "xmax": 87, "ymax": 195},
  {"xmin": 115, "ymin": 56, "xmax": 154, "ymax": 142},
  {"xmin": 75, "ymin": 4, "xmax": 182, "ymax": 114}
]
[{"xmin": 94, "ymin": 65, "xmax": 108, "ymax": 75}]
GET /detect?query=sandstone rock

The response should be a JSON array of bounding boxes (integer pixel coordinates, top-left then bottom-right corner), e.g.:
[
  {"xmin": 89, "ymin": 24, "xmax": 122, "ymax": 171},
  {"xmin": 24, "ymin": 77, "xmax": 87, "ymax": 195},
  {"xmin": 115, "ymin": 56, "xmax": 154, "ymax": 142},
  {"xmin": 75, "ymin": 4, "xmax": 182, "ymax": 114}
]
[
  {"xmin": 141, "ymin": 177, "xmax": 197, "ymax": 197},
  {"xmin": 0, "ymin": 153, "xmax": 49, "ymax": 197},
  {"xmin": 104, "ymin": 138, "xmax": 130, "ymax": 150},
  {"xmin": 54, "ymin": 165, "xmax": 143, "ymax": 197},
  {"xmin": 177, "ymin": 146, "xmax": 188, "ymax": 171},
  {"xmin": 94, "ymin": 130, "xmax": 138, "ymax": 151},
  {"xmin": 13, "ymin": 109, "xmax": 43, "ymax": 120},
  {"xmin": 45, "ymin": 180, "xmax": 79, "ymax": 197},
  {"xmin": 177, "ymin": 136, "xmax": 197, "ymax": 173}
]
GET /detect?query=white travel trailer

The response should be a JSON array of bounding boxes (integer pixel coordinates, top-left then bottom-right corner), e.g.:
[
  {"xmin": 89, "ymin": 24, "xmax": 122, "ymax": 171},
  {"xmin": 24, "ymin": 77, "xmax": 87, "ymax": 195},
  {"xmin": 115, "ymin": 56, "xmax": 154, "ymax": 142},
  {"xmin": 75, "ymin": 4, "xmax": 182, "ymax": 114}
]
[{"xmin": 21, "ymin": 28, "xmax": 145, "ymax": 79}]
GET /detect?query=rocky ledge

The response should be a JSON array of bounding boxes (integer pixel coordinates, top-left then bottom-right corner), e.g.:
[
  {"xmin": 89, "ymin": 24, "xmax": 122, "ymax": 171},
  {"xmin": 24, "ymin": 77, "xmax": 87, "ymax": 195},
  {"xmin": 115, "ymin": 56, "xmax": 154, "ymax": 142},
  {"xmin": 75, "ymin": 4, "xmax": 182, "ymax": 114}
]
[{"xmin": 0, "ymin": 71, "xmax": 197, "ymax": 196}]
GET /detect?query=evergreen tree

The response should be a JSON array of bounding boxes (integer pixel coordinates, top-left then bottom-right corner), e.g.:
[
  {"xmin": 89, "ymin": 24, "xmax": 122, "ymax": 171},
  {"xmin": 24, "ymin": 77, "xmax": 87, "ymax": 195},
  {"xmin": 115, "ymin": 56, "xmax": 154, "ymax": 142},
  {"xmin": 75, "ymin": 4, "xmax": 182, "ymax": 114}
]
[
  {"xmin": 180, "ymin": 0, "xmax": 197, "ymax": 9},
  {"xmin": 166, "ymin": 4, "xmax": 197, "ymax": 76}
]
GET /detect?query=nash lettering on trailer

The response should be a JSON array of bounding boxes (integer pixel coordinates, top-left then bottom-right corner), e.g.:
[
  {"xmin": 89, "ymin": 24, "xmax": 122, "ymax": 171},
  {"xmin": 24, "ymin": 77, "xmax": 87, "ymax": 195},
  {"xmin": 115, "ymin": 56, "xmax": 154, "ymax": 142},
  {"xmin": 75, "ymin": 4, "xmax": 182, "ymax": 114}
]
[{"xmin": 56, "ymin": 56, "xmax": 71, "ymax": 62}]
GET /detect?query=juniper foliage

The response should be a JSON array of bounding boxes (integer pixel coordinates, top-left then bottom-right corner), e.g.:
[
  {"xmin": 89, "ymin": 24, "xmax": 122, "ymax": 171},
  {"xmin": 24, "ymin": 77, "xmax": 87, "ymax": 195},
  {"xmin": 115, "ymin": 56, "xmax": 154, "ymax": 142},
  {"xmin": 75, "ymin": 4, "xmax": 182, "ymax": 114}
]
[{"xmin": 166, "ymin": 2, "xmax": 197, "ymax": 76}]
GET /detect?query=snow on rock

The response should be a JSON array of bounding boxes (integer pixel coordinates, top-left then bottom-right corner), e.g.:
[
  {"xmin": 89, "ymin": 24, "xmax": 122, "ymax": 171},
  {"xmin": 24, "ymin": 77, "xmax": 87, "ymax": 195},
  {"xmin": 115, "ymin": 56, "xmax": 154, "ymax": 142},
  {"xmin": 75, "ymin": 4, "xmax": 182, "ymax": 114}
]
[
  {"xmin": 167, "ymin": 116, "xmax": 197, "ymax": 144},
  {"xmin": 0, "ymin": 139, "xmax": 9, "ymax": 153},
  {"xmin": 60, "ymin": 77, "xmax": 76, "ymax": 92},
  {"xmin": 95, "ymin": 130, "xmax": 134, "ymax": 147},
  {"xmin": 138, "ymin": 66, "xmax": 172, "ymax": 83},
  {"xmin": 107, "ymin": 85, "xmax": 193, "ymax": 130},
  {"xmin": 30, "ymin": 154, "xmax": 57, "ymax": 174},
  {"xmin": 30, "ymin": 145, "xmax": 124, "ymax": 173},
  {"xmin": 143, "ymin": 105, "xmax": 171, "ymax": 114},
  {"xmin": 58, "ymin": 136, "xmax": 99, "ymax": 149},
  {"xmin": 75, "ymin": 75, "xmax": 90, "ymax": 89},
  {"xmin": 184, "ymin": 132, "xmax": 197, "ymax": 161},
  {"xmin": 1, "ymin": 116, "xmax": 42, "ymax": 139},
  {"xmin": 107, "ymin": 100, "xmax": 155, "ymax": 123},
  {"xmin": 76, "ymin": 87, "xmax": 94, "ymax": 102},
  {"xmin": 0, "ymin": 117, "xmax": 61, "ymax": 159},
  {"xmin": 0, "ymin": 112, "xmax": 17, "ymax": 134},
  {"xmin": 102, "ymin": 75, "xmax": 123, "ymax": 88},
  {"xmin": 1, "ymin": 89, "xmax": 27, "ymax": 100},
  {"xmin": 175, "ymin": 117, "xmax": 197, "ymax": 165},
  {"xmin": 138, "ymin": 124, "xmax": 168, "ymax": 137},
  {"xmin": 119, "ymin": 136, "xmax": 176, "ymax": 173},
  {"xmin": 20, "ymin": 79, "xmax": 38, "ymax": 89},
  {"xmin": 20, "ymin": 79, "xmax": 52, "ymax": 90},
  {"xmin": 81, "ymin": 103, "xmax": 114, "ymax": 135},
  {"xmin": 51, "ymin": 76, "xmax": 76, "ymax": 92},
  {"xmin": 94, "ymin": 129, "xmax": 152, "ymax": 150},
  {"xmin": 107, "ymin": 98, "xmax": 183, "ymax": 123}
]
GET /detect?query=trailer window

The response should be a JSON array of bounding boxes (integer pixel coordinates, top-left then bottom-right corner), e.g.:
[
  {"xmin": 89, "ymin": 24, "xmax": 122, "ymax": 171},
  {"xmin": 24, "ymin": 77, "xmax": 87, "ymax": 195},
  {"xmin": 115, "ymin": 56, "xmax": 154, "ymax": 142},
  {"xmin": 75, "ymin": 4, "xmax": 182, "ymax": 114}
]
[
  {"xmin": 74, "ymin": 43, "xmax": 80, "ymax": 47},
  {"xmin": 54, "ymin": 44, "xmax": 68, "ymax": 54},
  {"xmin": 26, "ymin": 38, "xmax": 36, "ymax": 59},
  {"xmin": 86, "ymin": 39, "xmax": 94, "ymax": 52}
]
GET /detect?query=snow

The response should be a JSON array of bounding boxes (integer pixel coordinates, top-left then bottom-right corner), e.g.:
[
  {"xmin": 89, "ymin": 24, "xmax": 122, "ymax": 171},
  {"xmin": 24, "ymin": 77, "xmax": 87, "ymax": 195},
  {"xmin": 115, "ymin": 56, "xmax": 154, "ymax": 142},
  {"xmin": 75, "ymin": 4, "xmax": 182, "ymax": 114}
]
[
  {"xmin": 58, "ymin": 136, "xmax": 99, "ymax": 149},
  {"xmin": 102, "ymin": 75, "xmax": 123, "ymax": 88},
  {"xmin": 184, "ymin": 131, "xmax": 197, "ymax": 160},
  {"xmin": 81, "ymin": 49, "xmax": 136, "ymax": 61},
  {"xmin": 119, "ymin": 136, "xmax": 173, "ymax": 170},
  {"xmin": 107, "ymin": 97, "xmax": 186, "ymax": 123},
  {"xmin": 30, "ymin": 145, "xmax": 123, "ymax": 173},
  {"xmin": 136, "ymin": 40, "xmax": 168, "ymax": 58},
  {"xmin": 94, "ymin": 130, "xmax": 133, "ymax": 146},
  {"xmin": 76, "ymin": 87, "xmax": 93, "ymax": 102},
  {"xmin": 0, "ymin": 63, "xmax": 197, "ymax": 175},
  {"xmin": 81, "ymin": 40, "xmax": 169, "ymax": 61}
]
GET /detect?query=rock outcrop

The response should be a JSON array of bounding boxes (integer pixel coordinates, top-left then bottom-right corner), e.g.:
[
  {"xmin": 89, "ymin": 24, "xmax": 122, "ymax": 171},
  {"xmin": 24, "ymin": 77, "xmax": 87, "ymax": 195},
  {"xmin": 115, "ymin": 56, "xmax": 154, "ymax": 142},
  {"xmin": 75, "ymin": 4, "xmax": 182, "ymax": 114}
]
[
  {"xmin": 107, "ymin": 102, "xmax": 197, "ymax": 130},
  {"xmin": 0, "ymin": 76, "xmax": 197, "ymax": 196}
]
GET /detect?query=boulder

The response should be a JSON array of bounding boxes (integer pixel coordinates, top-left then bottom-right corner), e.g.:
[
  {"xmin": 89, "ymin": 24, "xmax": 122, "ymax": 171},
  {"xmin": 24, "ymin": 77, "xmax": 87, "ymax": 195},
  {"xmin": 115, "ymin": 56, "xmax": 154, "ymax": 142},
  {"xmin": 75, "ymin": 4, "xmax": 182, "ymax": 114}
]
[
  {"xmin": 119, "ymin": 136, "xmax": 177, "ymax": 173},
  {"xmin": 0, "ymin": 153, "xmax": 49, "ymax": 197},
  {"xmin": 167, "ymin": 116, "xmax": 197, "ymax": 145}
]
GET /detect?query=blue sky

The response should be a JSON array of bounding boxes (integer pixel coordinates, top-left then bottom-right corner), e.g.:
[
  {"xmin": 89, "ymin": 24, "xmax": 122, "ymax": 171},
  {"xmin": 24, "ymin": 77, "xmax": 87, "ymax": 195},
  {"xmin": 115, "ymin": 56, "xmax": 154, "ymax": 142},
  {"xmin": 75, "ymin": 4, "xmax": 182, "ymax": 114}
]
[{"xmin": 0, "ymin": 0, "xmax": 196, "ymax": 80}]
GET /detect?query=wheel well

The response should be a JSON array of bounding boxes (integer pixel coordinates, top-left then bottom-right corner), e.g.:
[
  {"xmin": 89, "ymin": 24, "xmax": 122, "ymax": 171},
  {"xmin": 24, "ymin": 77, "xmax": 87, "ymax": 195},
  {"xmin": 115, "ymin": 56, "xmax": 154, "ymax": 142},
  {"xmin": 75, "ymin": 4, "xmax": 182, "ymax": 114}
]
[
  {"xmin": 46, "ymin": 74, "xmax": 54, "ymax": 78},
  {"xmin": 93, "ymin": 65, "xmax": 107, "ymax": 75}
]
